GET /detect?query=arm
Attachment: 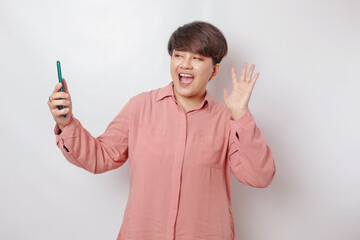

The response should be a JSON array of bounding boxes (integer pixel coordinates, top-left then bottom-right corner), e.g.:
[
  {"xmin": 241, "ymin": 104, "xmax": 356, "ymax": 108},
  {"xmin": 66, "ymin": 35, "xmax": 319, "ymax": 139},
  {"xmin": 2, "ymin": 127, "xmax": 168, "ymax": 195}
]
[
  {"xmin": 227, "ymin": 108, "xmax": 276, "ymax": 188},
  {"xmin": 223, "ymin": 62, "xmax": 275, "ymax": 187},
  {"xmin": 54, "ymin": 99, "xmax": 132, "ymax": 174}
]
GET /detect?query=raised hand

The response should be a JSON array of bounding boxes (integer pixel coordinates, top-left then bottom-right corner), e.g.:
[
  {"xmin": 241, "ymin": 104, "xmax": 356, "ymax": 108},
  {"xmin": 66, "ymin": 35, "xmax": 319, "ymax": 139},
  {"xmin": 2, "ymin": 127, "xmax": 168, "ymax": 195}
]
[{"xmin": 223, "ymin": 62, "xmax": 259, "ymax": 121}]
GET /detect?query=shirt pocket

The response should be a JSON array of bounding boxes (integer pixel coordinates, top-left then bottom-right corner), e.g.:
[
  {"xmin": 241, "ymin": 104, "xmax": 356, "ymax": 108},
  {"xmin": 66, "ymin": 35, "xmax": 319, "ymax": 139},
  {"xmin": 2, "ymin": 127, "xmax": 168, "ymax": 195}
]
[
  {"xmin": 134, "ymin": 127, "xmax": 167, "ymax": 162},
  {"xmin": 196, "ymin": 134, "xmax": 224, "ymax": 169}
]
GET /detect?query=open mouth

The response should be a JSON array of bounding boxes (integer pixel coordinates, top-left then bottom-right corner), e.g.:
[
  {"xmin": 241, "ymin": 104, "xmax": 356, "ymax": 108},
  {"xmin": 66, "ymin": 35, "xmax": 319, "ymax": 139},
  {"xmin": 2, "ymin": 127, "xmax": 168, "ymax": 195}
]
[{"xmin": 179, "ymin": 73, "xmax": 194, "ymax": 84}]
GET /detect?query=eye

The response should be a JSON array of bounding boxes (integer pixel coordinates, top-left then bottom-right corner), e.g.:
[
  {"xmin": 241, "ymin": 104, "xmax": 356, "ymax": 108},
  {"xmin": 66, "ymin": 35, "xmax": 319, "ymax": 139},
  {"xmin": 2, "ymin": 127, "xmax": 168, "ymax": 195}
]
[
  {"xmin": 193, "ymin": 56, "xmax": 203, "ymax": 60},
  {"xmin": 173, "ymin": 52, "xmax": 182, "ymax": 57}
]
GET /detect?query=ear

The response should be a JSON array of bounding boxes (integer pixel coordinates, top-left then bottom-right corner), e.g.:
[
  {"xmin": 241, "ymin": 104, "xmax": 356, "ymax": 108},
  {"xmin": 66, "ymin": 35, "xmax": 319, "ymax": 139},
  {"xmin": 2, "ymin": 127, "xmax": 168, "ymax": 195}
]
[{"xmin": 210, "ymin": 64, "xmax": 221, "ymax": 80}]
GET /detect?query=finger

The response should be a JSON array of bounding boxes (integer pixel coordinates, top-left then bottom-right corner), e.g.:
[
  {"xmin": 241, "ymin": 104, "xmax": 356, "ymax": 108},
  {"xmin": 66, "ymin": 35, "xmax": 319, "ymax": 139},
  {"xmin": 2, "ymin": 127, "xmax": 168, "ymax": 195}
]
[
  {"xmin": 231, "ymin": 67, "xmax": 237, "ymax": 85},
  {"xmin": 240, "ymin": 62, "xmax": 247, "ymax": 82},
  {"xmin": 247, "ymin": 64, "xmax": 255, "ymax": 82},
  {"xmin": 48, "ymin": 92, "xmax": 71, "ymax": 108},
  {"xmin": 55, "ymin": 107, "xmax": 69, "ymax": 117},
  {"xmin": 50, "ymin": 92, "xmax": 69, "ymax": 102},
  {"xmin": 48, "ymin": 100, "xmax": 69, "ymax": 110},
  {"xmin": 223, "ymin": 88, "xmax": 229, "ymax": 99},
  {"xmin": 251, "ymin": 72, "xmax": 260, "ymax": 85},
  {"xmin": 52, "ymin": 99, "xmax": 69, "ymax": 108},
  {"xmin": 53, "ymin": 83, "xmax": 62, "ymax": 93}
]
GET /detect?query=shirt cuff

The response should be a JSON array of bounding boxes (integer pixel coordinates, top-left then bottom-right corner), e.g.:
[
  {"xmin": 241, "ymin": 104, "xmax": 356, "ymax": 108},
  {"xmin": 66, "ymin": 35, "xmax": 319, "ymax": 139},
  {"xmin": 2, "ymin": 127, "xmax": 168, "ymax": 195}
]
[
  {"xmin": 54, "ymin": 114, "xmax": 77, "ymax": 143},
  {"xmin": 229, "ymin": 108, "xmax": 253, "ymax": 130}
]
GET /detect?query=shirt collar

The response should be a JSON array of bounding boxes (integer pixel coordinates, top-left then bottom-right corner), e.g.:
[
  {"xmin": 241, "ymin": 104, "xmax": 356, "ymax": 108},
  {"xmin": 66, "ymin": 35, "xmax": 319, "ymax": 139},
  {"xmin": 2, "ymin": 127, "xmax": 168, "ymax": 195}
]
[{"xmin": 156, "ymin": 81, "xmax": 213, "ymax": 113}]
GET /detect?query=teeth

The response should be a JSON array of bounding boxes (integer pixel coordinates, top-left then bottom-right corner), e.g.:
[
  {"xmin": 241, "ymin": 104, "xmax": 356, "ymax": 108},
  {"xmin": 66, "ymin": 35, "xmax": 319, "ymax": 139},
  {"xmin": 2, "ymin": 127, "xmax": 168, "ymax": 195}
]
[{"xmin": 180, "ymin": 73, "xmax": 193, "ymax": 77}]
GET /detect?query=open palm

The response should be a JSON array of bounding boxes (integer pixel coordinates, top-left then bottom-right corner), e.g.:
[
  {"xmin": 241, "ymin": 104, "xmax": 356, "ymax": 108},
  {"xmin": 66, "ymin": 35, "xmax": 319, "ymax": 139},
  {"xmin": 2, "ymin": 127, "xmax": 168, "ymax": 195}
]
[{"xmin": 223, "ymin": 62, "xmax": 259, "ymax": 112}]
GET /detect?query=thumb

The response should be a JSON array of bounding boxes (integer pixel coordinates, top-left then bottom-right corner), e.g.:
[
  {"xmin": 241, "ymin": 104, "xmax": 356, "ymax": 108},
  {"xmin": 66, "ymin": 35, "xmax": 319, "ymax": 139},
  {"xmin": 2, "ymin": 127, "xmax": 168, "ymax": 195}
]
[
  {"xmin": 62, "ymin": 78, "xmax": 70, "ymax": 94},
  {"xmin": 223, "ymin": 88, "xmax": 229, "ymax": 100}
]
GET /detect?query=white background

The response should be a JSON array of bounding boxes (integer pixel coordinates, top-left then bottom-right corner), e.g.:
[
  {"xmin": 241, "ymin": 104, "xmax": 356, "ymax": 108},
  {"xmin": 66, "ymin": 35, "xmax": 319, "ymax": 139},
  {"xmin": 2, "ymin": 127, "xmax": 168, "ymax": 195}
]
[{"xmin": 1, "ymin": 0, "xmax": 359, "ymax": 239}]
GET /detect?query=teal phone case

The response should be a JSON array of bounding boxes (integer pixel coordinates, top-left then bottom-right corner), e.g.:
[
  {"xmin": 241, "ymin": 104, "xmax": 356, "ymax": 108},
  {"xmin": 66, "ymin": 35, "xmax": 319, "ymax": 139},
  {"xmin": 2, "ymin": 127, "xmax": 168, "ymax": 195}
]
[{"xmin": 57, "ymin": 61, "xmax": 66, "ymax": 118}]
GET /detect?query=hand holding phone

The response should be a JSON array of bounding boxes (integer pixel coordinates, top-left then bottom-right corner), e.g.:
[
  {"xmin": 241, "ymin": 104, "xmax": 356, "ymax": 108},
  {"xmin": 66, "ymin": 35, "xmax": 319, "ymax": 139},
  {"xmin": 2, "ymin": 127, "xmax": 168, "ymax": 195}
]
[{"xmin": 47, "ymin": 61, "xmax": 73, "ymax": 131}]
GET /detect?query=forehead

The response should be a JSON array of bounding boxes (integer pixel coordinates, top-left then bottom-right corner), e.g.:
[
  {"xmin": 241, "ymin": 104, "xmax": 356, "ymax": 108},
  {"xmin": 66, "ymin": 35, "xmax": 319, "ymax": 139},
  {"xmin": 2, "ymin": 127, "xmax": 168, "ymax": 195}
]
[{"xmin": 173, "ymin": 49, "xmax": 209, "ymax": 57}]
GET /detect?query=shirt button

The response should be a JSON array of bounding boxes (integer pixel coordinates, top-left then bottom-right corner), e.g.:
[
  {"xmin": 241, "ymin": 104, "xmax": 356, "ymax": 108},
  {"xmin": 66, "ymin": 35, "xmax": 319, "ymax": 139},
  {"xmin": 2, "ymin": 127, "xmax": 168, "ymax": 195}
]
[{"xmin": 163, "ymin": 130, "xmax": 166, "ymax": 134}]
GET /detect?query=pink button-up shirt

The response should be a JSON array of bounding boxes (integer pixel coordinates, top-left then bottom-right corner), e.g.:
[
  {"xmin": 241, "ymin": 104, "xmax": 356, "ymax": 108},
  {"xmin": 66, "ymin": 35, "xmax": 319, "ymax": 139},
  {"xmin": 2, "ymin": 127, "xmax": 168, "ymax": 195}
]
[{"xmin": 54, "ymin": 81, "xmax": 276, "ymax": 240}]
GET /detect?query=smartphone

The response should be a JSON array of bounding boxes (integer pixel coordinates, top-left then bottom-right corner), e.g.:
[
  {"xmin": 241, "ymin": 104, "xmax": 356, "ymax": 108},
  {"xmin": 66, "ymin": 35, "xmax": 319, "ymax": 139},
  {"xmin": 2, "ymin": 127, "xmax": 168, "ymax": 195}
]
[{"xmin": 57, "ymin": 61, "xmax": 67, "ymax": 118}]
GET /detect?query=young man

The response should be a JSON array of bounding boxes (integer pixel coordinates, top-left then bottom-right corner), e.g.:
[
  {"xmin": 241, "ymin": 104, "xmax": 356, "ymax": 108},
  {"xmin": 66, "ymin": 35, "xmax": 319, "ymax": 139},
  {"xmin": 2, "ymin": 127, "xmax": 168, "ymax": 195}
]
[{"xmin": 48, "ymin": 21, "xmax": 276, "ymax": 240}]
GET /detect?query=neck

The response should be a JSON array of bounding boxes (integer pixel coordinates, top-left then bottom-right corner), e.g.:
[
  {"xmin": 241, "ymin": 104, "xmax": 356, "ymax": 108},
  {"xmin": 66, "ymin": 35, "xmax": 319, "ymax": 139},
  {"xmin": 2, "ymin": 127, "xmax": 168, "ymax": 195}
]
[{"xmin": 172, "ymin": 85, "xmax": 206, "ymax": 112}]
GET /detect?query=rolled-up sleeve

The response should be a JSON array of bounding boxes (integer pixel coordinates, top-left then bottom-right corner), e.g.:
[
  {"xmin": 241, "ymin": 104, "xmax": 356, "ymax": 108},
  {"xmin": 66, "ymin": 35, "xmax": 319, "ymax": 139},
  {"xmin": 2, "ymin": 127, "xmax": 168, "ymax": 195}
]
[
  {"xmin": 227, "ymin": 109, "xmax": 276, "ymax": 188},
  {"xmin": 54, "ymin": 99, "xmax": 132, "ymax": 174}
]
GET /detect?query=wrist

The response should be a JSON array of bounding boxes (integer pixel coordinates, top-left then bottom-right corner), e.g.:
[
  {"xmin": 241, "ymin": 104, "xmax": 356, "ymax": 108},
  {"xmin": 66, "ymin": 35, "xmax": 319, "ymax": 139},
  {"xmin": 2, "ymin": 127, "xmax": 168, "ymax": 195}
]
[{"xmin": 230, "ymin": 108, "xmax": 248, "ymax": 121}]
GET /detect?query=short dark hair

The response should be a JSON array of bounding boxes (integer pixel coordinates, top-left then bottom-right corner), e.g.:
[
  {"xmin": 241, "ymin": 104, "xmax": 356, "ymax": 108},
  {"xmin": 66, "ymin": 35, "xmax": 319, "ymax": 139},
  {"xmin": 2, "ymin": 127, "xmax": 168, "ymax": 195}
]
[{"xmin": 167, "ymin": 21, "xmax": 228, "ymax": 66}]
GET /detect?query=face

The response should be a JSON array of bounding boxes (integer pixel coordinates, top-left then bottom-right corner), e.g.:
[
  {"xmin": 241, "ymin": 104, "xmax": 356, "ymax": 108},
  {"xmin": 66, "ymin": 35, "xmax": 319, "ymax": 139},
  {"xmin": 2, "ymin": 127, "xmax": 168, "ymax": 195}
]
[{"xmin": 170, "ymin": 50, "xmax": 220, "ymax": 103}]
